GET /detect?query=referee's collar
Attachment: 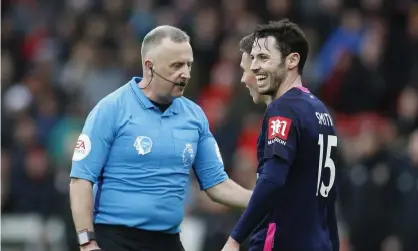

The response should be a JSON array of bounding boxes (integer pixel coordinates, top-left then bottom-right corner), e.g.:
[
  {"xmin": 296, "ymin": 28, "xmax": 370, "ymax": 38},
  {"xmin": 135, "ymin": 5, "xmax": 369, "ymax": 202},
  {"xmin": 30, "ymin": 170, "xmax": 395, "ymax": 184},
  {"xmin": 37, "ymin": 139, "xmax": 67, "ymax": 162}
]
[{"xmin": 130, "ymin": 77, "xmax": 179, "ymax": 115}]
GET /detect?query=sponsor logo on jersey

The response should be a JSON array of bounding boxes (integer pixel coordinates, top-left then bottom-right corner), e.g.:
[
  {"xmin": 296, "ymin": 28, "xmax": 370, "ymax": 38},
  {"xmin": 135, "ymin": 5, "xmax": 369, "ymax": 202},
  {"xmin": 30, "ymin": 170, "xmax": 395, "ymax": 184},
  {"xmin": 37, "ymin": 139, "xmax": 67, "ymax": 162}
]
[
  {"xmin": 268, "ymin": 116, "xmax": 291, "ymax": 139},
  {"xmin": 267, "ymin": 116, "xmax": 292, "ymax": 145}
]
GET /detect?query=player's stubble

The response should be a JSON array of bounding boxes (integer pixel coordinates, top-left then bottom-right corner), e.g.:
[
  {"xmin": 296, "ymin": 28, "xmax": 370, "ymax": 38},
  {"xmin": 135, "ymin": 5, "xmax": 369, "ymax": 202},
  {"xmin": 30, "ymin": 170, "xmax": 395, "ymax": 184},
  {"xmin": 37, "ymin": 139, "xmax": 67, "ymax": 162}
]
[{"xmin": 260, "ymin": 59, "xmax": 287, "ymax": 97}]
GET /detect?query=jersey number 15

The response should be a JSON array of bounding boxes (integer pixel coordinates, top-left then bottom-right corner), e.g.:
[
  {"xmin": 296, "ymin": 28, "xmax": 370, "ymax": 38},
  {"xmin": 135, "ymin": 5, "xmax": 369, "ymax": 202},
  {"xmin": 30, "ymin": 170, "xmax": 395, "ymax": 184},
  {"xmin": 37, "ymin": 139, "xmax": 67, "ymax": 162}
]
[{"xmin": 316, "ymin": 134, "xmax": 337, "ymax": 198}]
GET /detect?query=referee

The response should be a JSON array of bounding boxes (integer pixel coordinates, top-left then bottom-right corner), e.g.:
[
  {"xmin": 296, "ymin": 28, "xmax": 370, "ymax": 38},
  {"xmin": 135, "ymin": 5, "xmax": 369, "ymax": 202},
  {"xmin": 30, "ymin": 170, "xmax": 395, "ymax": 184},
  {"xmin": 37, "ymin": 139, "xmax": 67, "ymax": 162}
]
[{"xmin": 69, "ymin": 25, "xmax": 252, "ymax": 251}]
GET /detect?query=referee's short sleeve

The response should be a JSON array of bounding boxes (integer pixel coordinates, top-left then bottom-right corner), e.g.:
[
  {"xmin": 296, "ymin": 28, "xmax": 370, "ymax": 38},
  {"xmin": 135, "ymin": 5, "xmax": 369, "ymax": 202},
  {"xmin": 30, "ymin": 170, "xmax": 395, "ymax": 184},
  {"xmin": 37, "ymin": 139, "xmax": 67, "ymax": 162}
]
[
  {"xmin": 70, "ymin": 99, "xmax": 116, "ymax": 183},
  {"xmin": 192, "ymin": 110, "xmax": 228, "ymax": 190}
]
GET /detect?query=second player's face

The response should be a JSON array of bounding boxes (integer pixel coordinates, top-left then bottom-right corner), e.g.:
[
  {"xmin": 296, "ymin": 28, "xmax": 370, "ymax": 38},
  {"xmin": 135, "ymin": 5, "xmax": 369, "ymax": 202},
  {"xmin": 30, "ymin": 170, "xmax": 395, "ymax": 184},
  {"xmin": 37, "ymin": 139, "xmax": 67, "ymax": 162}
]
[
  {"xmin": 250, "ymin": 36, "xmax": 286, "ymax": 97},
  {"xmin": 240, "ymin": 53, "xmax": 262, "ymax": 104},
  {"xmin": 153, "ymin": 38, "xmax": 193, "ymax": 101}
]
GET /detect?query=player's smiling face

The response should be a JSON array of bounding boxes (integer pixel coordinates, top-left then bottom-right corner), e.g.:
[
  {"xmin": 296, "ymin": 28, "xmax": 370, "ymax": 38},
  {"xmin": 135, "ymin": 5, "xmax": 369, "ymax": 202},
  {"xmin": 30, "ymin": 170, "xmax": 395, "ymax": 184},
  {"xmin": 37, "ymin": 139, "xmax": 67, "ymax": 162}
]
[
  {"xmin": 153, "ymin": 38, "xmax": 193, "ymax": 101},
  {"xmin": 250, "ymin": 36, "xmax": 286, "ymax": 97},
  {"xmin": 240, "ymin": 52, "xmax": 271, "ymax": 105}
]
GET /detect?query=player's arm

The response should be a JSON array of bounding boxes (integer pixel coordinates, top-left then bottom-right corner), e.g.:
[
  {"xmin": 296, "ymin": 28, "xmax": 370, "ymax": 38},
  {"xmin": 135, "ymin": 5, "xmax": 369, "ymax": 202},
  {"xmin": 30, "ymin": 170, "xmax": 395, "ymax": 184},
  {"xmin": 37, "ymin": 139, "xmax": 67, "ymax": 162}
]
[
  {"xmin": 193, "ymin": 111, "xmax": 252, "ymax": 209},
  {"xmin": 227, "ymin": 105, "xmax": 298, "ymax": 245},
  {"xmin": 69, "ymin": 100, "xmax": 116, "ymax": 240}
]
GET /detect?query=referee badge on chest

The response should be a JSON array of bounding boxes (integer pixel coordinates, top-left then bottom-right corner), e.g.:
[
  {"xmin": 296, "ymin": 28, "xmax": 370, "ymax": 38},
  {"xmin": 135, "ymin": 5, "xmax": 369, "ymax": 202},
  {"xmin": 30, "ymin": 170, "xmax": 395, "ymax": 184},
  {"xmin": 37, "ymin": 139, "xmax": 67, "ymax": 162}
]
[
  {"xmin": 182, "ymin": 143, "xmax": 194, "ymax": 166},
  {"xmin": 134, "ymin": 136, "xmax": 153, "ymax": 155}
]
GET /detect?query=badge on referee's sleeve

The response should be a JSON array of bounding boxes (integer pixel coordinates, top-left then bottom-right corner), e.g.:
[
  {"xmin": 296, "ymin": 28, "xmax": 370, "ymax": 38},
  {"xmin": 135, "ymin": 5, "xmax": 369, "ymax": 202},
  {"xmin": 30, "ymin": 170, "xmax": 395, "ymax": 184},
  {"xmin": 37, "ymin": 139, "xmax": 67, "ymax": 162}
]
[{"xmin": 73, "ymin": 134, "xmax": 91, "ymax": 161}]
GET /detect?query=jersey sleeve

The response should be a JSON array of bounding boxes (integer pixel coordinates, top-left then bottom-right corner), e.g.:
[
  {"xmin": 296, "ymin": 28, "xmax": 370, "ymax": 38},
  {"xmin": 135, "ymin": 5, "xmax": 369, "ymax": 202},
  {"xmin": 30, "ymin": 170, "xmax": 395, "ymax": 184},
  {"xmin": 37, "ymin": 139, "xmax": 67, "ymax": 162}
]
[
  {"xmin": 192, "ymin": 111, "xmax": 228, "ymax": 190},
  {"xmin": 70, "ymin": 99, "xmax": 116, "ymax": 183},
  {"xmin": 230, "ymin": 103, "xmax": 301, "ymax": 243},
  {"xmin": 262, "ymin": 103, "xmax": 299, "ymax": 183}
]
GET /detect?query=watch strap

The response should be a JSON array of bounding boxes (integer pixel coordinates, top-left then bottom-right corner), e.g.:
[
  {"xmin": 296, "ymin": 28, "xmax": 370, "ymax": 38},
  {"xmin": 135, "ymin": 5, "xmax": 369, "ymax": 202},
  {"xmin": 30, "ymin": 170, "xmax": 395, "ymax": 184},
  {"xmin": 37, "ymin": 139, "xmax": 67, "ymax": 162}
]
[{"xmin": 77, "ymin": 229, "xmax": 96, "ymax": 246}]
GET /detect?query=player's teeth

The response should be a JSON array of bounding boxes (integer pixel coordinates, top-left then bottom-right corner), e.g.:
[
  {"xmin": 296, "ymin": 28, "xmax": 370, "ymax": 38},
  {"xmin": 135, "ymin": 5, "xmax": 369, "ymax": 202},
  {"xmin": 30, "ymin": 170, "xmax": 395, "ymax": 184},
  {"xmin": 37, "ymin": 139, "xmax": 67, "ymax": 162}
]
[{"xmin": 256, "ymin": 75, "xmax": 267, "ymax": 81}]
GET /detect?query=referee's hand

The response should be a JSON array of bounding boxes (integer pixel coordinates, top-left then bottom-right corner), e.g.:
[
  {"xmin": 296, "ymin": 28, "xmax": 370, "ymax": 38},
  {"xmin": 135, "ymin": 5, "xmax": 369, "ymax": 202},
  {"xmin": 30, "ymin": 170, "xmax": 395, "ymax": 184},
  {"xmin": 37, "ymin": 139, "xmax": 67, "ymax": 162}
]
[{"xmin": 80, "ymin": 240, "xmax": 102, "ymax": 251}]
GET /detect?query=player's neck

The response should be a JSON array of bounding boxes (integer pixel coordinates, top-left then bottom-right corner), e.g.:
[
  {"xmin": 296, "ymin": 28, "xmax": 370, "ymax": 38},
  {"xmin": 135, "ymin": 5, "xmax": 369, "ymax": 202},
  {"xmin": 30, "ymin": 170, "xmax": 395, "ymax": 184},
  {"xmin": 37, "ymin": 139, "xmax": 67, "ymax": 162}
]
[
  {"xmin": 264, "ymin": 97, "xmax": 273, "ymax": 106},
  {"xmin": 274, "ymin": 73, "xmax": 302, "ymax": 100}
]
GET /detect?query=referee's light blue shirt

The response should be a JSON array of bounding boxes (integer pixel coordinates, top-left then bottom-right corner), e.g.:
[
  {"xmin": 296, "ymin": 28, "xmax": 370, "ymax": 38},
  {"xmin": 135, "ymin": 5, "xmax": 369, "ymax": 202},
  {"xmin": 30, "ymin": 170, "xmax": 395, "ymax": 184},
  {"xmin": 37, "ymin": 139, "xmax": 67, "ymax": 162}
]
[{"xmin": 70, "ymin": 77, "xmax": 228, "ymax": 233}]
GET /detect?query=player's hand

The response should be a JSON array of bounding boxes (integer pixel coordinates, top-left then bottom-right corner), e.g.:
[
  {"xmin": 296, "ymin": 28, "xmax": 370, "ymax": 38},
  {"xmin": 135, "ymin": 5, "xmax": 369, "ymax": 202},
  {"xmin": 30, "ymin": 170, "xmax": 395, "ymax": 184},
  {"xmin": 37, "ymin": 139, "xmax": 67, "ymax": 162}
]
[
  {"xmin": 221, "ymin": 237, "xmax": 240, "ymax": 251},
  {"xmin": 80, "ymin": 240, "xmax": 102, "ymax": 251}
]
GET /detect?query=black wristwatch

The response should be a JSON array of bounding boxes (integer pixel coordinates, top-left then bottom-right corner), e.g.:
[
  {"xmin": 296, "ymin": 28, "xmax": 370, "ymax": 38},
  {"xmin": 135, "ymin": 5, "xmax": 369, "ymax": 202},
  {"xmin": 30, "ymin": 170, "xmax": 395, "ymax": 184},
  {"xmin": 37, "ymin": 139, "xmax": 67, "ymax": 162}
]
[{"xmin": 77, "ymin": 229, "xmax": 96, "ymax": 246}]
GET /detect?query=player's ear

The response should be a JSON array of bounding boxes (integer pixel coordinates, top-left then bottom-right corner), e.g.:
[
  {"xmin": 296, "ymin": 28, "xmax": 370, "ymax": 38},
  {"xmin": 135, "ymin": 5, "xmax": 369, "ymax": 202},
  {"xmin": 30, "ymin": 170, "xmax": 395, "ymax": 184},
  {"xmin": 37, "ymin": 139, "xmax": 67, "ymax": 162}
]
[{"xmin": 287, "ymin": 53, "xmax": 300, "ymax": 71}]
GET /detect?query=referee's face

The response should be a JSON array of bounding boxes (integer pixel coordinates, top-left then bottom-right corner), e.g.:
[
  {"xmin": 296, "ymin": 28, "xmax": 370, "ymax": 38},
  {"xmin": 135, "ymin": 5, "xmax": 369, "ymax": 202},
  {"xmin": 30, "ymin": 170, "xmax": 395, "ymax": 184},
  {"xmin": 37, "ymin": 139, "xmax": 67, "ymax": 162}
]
[{"xmin": 153, "ymin": 38, "xmax": 193, "ymax": 102}]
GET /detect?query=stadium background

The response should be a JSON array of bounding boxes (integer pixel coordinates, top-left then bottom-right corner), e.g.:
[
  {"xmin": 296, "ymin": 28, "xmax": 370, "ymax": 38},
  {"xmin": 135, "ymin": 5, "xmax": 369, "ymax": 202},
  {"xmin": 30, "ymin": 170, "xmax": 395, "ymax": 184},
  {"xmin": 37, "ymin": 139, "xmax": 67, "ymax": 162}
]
[{"xmin": 1, "ymin": 0, "xmax": 418, "ymax": 250}]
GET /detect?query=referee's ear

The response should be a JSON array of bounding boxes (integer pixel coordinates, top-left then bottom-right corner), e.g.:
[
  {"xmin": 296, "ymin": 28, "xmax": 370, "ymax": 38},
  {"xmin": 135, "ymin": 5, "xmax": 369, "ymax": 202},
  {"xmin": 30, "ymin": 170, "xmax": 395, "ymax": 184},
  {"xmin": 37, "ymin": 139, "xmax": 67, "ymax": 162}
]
[{"xmin": 144, "ymin": 60, "xmax": 153, "ymax": 75}]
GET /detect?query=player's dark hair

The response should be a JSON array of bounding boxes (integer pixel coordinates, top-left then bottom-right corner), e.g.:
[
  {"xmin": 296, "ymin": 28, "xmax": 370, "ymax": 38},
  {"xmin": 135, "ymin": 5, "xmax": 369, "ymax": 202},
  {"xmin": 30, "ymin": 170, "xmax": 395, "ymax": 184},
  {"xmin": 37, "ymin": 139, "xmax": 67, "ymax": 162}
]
[
  {"xmin": 253, "ymin": 19, "xmax": 309, "ymax": 74},
  {"xmin": 239, "ymin": 34, "xmax": 254, "ymax": 54}
]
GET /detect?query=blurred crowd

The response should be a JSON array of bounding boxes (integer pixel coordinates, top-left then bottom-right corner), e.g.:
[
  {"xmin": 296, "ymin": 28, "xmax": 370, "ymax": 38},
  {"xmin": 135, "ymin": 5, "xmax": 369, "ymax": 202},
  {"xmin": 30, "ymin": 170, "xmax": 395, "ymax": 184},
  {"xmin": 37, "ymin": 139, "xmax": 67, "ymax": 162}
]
[{"xmin": 1, "ymin": 0, "xmax": 418, "ymax": 251}]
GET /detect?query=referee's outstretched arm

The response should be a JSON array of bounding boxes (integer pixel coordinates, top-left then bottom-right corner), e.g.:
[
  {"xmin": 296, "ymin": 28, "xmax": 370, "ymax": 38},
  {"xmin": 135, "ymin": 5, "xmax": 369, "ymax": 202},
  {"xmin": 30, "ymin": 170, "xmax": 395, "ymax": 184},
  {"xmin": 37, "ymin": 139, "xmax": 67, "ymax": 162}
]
[
  {"xmin": 191, "ymin": 112, "xmax": 253, "ymax": 209},
  {"xmin": 205, "ymin": 179, "xmax": 253, "ymax": 208}
]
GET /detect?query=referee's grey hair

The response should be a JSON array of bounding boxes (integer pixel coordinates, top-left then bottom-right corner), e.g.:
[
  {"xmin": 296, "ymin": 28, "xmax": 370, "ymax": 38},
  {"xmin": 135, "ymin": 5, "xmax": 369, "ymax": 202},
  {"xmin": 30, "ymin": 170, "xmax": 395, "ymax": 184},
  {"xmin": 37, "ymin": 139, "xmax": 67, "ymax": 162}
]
[{"xmin": 141, "ymin": 25, "xmax": 190, "ymax": 61}]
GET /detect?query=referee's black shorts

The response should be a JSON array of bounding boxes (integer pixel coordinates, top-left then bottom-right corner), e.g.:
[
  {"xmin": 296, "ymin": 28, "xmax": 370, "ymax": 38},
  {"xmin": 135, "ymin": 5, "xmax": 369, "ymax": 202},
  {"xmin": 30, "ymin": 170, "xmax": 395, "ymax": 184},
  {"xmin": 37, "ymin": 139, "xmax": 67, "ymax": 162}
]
[{"xmin": 94, "ymin": 224, "xmax": 185, "ymax": 251}]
